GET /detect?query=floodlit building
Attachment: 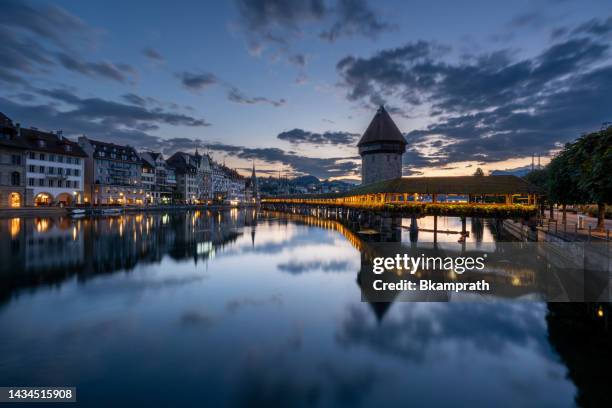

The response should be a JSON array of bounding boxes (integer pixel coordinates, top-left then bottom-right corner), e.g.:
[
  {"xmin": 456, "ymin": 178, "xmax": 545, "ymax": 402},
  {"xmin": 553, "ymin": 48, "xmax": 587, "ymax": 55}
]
[
  {"xmin": 167, "ymin": 151, "xmax": 211, "ymax": 204},
  {"xmin": 140, "ymin": 156, "xmax": 155, "ymax": 204},
  {"xmin": 78, "ymin": 137, "xmax": 145, "ymax": 205},
  {"xmin": 22, "ymin": 128, "xmax": 86, "ymax": 206},
  {"xmin": 140, "ymin": 152, "xmax": 175, "ymax": 204},
  {"xmin": 0, "ymin": 113, "xmax": 27, "ymax": 208}
]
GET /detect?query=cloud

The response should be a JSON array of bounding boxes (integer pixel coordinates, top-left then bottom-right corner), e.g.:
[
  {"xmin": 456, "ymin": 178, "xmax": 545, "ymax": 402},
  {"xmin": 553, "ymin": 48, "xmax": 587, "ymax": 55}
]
[
  {"xmin": 572, "ymin": 16, "xmax": 612, "ymax": 37},
  {"xmin": 1, "ymin": 93, "xmax": 357, "ymax": 177},
  {"xmin": 277, "ymin": 128, "xmax": 359, "ymax": 145},
  {"xmin": 0, "ymin": 0, "xmax": 136, "ymax": 84},
  {"xmin": 121, "ymin": 93, "xmax": 148, "ymax": 107},
  {"xmin": 320, "ymin": 0, "xmax": 395, "ymax": 42},
  {"xmin": 0, "ymin": 89, "xmax": 211, "ymax": 152},
  {"xmin": 235, "ymin": 0, "xmax": 326, "ymax": 45},
  {"xmin": 36, "ymin": 88, "xmax": 209, "ymax": 127},
  {"xmin": 0, "ymin": 0, "xmax": 90, "ymax": 48},
  {"xmin": 336, "ymin": 23, "xmax": 612, "ymax": 166},
  {"xmin": 176, "ymin": 71, "xmax": 218, "ymax": 91},
  {"xmin": 288, "ymin": 53, "xmax": 307, "ymax": 66},
  {"xmin": 227, "ymin": 87, "xmax": 286, "ymax": 107},
  {"xmin": 234, "ymin": 0, "xmax": 393, "ymax": 54},
  {"xmin": 56, "ymin": 52, "xmax": 136, "ymax": 83},
  {"xmin": 207, "ymin": 142, "xmax": 360, "ymax": 178},
  {"xmin": 143, "ymin": 47, "xmax": 164, "ymax": 62},
  {"xmin": 508, "ymin": 11, "xmax": 546, "ymax": 28}
]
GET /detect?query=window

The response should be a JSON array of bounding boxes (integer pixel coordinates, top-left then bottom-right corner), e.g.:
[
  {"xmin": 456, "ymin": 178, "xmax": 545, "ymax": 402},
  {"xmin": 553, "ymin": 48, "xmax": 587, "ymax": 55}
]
[
  {"xmin": 66, "ymin": 157, "xmax": 72, "ymax": 164},
  {"xmin": 57, "ymin": 155, "xmax": 64, "ymax": 163},
  {"xmin": 74, "ymin": 181, "xmax": 79, "ymax": 189},
  {"xmin": 28, "ymin": 178, "xmax": 34, "ymax": 186},
  {"xmin": 48, "ymin": 179, "xmax": 54, "ymax": 187},
  {"xmin": 11, "ymin": 172, "xmax": 20, "ymax": 186},
  {"xmin": 48, "ymin": 167, "xmax": 55, "ymax": 175},
  {"xmin": 11, "ymin": 155, "xmax": 21, "ymax": 165},
  {"xmin": 74, "ymin": 158, "xmax": 80, "ymax": 165},
  {"xmin": 49, "ymin": 154, "xmax": 55, "ymax": 162},
  {"xmin": 73, "ymin": 169, "xmax": 80, "ymax": 176},
  {"xmin": 39, "ymin": 179, "xmax": 45, "ymax": 187},
  {"xmin": 39, "ymin": 153, "xmax": 45, "ymax": 160},
  {"xmin": 57, "ymin": 168, "xmax": 63, "ymax": 175},
  {"xmin": 58, "ymin": 180, "xmax": 63, "ymax": 188},
  {"xmin": 39, "ymin": 166, "xmax": 44, "ymax": 173},
  {"xmin": 29, "ymin": 152, "xmax": 35, "ymax": 159},
  {"xmin": 66, "ymin": 168, "xmax": 71, "ymax": 176},
  {"xmin": 29, "ymin": 165, "xmax": 35, "ymax": 172}
]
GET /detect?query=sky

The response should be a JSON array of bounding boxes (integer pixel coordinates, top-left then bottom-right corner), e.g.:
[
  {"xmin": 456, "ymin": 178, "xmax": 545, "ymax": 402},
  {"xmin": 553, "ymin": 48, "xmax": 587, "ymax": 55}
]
[{"xmin": 1, "ymin": 0, "xmax": 612, "ymax": 181}]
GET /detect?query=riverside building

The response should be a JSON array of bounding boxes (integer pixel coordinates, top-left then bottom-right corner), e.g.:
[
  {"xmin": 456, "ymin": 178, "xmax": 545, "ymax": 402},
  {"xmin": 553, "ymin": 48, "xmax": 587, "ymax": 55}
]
[{"xmin": 79, "ymin": 137, "xmax": 145, "ymax": 205}]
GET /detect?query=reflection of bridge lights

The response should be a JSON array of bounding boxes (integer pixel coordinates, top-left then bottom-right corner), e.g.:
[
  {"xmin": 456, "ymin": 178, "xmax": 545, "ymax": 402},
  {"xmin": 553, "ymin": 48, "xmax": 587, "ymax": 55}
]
[
  {"xmin": 597, "ymin": 306, "xmax": 604, "ymax": 318},
  {"xmin": 511, "ymin": 276, "xmax": 521, "ymax": 286}
]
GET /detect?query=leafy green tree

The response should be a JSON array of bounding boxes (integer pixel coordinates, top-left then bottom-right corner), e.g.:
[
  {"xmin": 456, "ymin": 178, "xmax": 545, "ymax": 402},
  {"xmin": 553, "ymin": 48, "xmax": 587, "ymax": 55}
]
[
  {"xmin": 548, "ymin": 147, "xmax": 582, "ymax": 223},
  {"xmin": 570, "ymin": 127, "xmax": 612, "ymax": 230}
]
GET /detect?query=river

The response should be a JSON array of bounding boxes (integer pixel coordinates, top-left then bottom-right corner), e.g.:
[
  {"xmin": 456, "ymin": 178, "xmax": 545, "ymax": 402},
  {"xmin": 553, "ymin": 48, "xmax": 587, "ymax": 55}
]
[{"xmin": 0, "ymin": 209, "xmax": 607, "ymax": 406}]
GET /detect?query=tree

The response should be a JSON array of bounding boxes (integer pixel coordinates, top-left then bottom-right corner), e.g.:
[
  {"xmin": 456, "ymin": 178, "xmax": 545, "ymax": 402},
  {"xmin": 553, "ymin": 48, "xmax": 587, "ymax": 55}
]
[
  {"xmin": 548, "ymin": 147, "xmax": 582, "ymax": 224},
  {"xmin": 525, "ymin": 168, "xmax": 549, "ymax": 189},
  {"xmin": 525, "ymin": 168, "xmax": 549, "ymax": 216},
  {"xmin": 570, "ymin": 127, "xmax": 612, "ymax": 230},
  {"xmin": 473, "ymin": 167, "xmax": 484, "ymax": 177}
]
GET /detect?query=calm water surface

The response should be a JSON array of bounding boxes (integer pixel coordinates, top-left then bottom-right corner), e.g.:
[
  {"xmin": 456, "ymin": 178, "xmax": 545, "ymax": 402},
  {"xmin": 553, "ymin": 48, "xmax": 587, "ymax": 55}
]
[{"xmin": 0, "ymin": 210, "xmax": 606, "ymax": 406}]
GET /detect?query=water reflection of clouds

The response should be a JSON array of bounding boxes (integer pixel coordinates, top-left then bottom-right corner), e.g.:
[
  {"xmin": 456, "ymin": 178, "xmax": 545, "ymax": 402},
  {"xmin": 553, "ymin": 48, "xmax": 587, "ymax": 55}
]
[
  {"xmin": 226, "ymin": 294, "xmax": 283, "ymax": 313},
  {"xmin": 277, "ymin": 260, "xmax": 354, "ymax": 274},
  {"xmin": 230, "ymin": 348, "xmax": 383, "ymax": 408},
  {"xmin": 337, "ymin": 302, "xmax": 553, "ymax": 363}
]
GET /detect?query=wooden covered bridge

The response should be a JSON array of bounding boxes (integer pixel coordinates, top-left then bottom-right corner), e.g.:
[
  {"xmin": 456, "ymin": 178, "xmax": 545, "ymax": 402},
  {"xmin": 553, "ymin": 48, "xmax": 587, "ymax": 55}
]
[{"xmin": 262, "ymin": 175, "xmax": 543, "ymax": 216}]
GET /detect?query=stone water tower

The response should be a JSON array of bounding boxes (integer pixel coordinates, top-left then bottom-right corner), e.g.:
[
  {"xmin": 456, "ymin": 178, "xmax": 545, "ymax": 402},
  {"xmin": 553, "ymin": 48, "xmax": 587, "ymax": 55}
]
[{"xmin": 358, "ymin": 106, "xmax": 407, "ymax": 185}]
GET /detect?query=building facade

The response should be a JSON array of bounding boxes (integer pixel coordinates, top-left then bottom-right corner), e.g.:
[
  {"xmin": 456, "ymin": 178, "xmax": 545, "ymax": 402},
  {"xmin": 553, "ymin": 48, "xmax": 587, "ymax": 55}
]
[
  {"xmin": 358, "ymin": 106, "xmax": 407, "ymax": 185},
  {"xmin": 140, "ymin": 152, "xmax": 175, "ymax": 204},
  {"xmin": 140, "ymin": 157, "xmax": 155, "ymax": 204},
  {"xmin": 22, "ymin": 128, "xmax": 86, "ymax": 206},
  {"xmin": 79, "ymin": 137, "xmax": 145, "ymax": 205},
  {"xmin": 0, "ymin": 114, "xmax": 27, "ymax": 208},
  {"xmin": 167, "ymin": 152, "xmax": 200, "ymax": 204}
]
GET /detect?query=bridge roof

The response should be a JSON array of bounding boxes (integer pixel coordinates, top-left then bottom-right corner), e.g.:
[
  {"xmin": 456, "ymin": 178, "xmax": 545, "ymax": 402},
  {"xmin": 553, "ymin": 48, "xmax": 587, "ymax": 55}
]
[{"xmin": 270, "ymin": 175, "xmax": 543, "ymax": 199}]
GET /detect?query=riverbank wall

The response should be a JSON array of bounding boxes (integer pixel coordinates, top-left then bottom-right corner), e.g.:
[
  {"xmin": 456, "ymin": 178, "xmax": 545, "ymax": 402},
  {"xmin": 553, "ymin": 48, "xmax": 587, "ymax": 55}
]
[{"xmin": 0, "ymin": 204, "xmax": 258, "ymax": 219}]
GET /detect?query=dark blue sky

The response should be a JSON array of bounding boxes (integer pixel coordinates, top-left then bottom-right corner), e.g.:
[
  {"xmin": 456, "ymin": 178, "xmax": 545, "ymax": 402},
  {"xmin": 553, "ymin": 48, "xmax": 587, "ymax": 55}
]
[{"xmin": 1, "ymin": 0, "xmax": 611, "ymax": 179}]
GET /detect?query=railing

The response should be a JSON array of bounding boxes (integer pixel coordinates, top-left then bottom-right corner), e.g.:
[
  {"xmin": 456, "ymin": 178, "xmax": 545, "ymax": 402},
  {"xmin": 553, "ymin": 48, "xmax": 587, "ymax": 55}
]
[{"xmin": 537, "ymin": 216, "xmax": 610, "ymax": 242}]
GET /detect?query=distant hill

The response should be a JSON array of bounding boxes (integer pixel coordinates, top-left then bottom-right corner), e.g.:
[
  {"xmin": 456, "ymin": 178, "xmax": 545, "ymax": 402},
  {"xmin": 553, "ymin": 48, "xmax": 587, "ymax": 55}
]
[
  {"xmin": 489, "ymin": 165, "xmax": 532, "ymax": 177},
  {"xmin": 259, "ymin": 174, "xmax": 355, "ymax": 195},
  {"xmin": 292, "ymin": 175, "xmax": 320, "ymax": 186}
]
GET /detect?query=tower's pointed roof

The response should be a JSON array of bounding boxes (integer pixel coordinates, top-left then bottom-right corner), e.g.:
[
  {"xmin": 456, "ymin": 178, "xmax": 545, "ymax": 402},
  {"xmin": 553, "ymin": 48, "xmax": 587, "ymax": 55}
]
[{"xmin": 358, "ymin": 106, "xmax": 407, "ymax": 146}]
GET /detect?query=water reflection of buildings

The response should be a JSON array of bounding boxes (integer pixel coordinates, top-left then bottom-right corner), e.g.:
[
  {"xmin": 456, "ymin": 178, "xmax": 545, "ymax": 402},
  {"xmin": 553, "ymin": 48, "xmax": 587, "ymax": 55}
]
[{"xmin": 0, "ymin": 210, "xmax": 258, "ymax": 302}]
